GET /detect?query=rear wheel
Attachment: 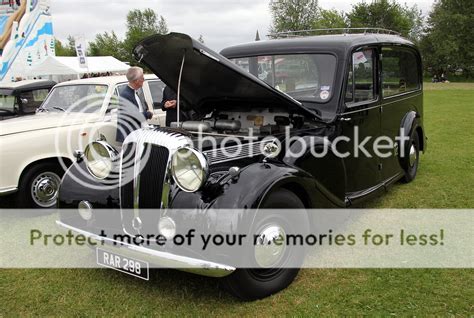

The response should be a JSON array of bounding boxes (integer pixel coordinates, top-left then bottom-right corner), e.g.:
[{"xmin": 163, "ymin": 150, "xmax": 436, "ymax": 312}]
[
  {"xmin": 222, "ymin": 188, "xmax": 308, "ymax": 300},
  {"xmin": 15, "ymin": 163, "xmax": 64, "ymax": 208},
  {"xmin": 401, "ymin": 130, "xmax": 420, "ymax": 183}
]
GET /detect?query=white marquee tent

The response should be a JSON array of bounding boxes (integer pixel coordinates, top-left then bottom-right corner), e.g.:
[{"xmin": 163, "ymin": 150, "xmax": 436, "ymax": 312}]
[{"xmin": 26, "ymin": 56, "xmax": 130, "ymax": 82}]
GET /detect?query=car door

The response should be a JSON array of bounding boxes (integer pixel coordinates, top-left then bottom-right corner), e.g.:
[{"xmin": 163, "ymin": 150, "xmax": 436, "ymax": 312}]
[
  {"xmin": 380, "ymin": 46, "xmax": 423, "ymax": 181},
  {"xmin": 143, "ymin": 79, "xmax": 166, "ymax": 126},
  {"xmin": 98, "ymin": 84, "xmax": 124, "ymax": 148},
  {"xmin": 338, "ymin": 47, "xmax": 382, "ymax": 197}
]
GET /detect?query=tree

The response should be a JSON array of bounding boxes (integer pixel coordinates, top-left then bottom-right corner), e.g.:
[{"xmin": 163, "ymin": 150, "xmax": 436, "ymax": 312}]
[
  {"xmin": 269, "ymin": 0, "xmax": 320, "ymax": 36},
  {"xmin": 157, "ymin": 16, "xmax": 169, "ymax": 35},
  {"xmin": 420, "ymin": 0, "xmax": 474, "ymax": 78},
  {"xmin": 54, "ymin": 36, "xmax": 76, "ymax": 56},
  {"xmin": 66, "ymin": 35, "xmax": 76, "ymax": 55},
  {"xmin": 123, "ymin": 9, "xmax": 169, "ymax": 65},
  {"xmin": 314, "ymin": 9, "xmax": 348, "ymax": 29},
  {"xmin": 346, "ymin": 0, "xmax": 423, "ymax": 41},
  {"xmin": 88, "ymin": 31, "xmax": 126, "ymax": 61}
]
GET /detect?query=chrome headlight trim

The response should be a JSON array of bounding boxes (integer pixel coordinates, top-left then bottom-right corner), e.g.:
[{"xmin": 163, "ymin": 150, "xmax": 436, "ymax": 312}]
[
  {"xmin": 171, "ymin": 147, "xmax": 208, "ymax": 193},
  {"xmin": 84, "ymin": 141, "xmax": 118, "ymax": 180}
]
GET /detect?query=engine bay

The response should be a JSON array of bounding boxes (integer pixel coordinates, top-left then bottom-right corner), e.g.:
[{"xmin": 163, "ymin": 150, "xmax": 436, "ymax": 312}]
[{"xmin": 169, "ymin": 108, "xmax": 306, "ymax": 137}]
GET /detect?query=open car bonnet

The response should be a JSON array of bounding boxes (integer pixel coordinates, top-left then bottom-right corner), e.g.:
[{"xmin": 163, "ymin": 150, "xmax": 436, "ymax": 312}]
[{"xmin": 134, "ymin": 33, "xmax": 317, "ymax": 118}]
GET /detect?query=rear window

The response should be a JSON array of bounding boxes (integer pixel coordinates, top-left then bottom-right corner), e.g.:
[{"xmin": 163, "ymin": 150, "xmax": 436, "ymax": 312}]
[{"xmin": 382, "ymin": 47, "xmax": 421, "ymax": 97}]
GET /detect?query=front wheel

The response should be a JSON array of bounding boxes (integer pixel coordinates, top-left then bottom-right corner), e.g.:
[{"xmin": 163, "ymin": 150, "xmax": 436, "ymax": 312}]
[
  {"xmin": 222, "ymin": 189, "xmax": 308, "ymax": 300},
  {"xmin": 15, "ymin": 163, "xmax": 64, "ymax": 208}
]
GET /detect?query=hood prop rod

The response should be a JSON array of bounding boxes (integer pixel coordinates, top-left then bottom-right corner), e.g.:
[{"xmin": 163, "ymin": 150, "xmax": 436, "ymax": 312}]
[{"xmin": 177, "ymin": 51, "xmax": 186, "ymax": 127}]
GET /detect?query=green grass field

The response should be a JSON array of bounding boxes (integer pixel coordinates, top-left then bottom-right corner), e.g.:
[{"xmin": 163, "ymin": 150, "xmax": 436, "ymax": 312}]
[{"xmin": 1, "ymin": 83, "xmax": 473, "ymax": 316}]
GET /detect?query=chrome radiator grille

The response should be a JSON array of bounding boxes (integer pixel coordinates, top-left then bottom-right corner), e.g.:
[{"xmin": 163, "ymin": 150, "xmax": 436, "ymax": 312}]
[
  {"xmin": 138, "ymin": 144, "xmax": 169, "ymax": 208},
  {"xmin": 120, "ymin": 142, "xmax": 135, "ymax": 209},
  {"xmin": 119, "ymin": 128, "xmax": 190, "ymax": 235}
]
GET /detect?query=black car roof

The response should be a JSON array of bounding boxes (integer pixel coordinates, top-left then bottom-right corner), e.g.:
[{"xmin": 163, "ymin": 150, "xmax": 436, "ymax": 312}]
[
  {"xmin": 220, "ymin": 34, "xmax": 415, "ymax": 58},
  {"xmin": 0, "ymin": 80, "xmax": 57, "ymax": 95}
]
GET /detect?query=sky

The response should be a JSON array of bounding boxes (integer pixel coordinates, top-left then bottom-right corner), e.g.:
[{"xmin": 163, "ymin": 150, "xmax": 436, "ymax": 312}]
[{"xmin": 51, "ymin": 0, "xmax": 435, "ymax": 52}]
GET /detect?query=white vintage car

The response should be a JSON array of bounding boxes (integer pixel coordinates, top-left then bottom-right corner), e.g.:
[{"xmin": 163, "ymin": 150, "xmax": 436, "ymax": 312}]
[{"xmin": 0, "ymin": 75, "xmax": 166, "ymax": 208}]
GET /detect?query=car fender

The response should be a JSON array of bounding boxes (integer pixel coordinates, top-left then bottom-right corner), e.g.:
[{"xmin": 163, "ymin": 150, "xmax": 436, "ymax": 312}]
[
  {"xmin": 400, "ymin": 111, "xmax": 425, "ymax": 168},
  {"xmin": 0, "ymin": 121, "xmax": 110, "ymax": 192},
  {"xmin": 168, "ymin": 162, "xmax": 343, "ymax": 238}
]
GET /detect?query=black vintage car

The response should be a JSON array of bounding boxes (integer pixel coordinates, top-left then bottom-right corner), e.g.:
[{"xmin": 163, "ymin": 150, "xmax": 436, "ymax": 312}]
[
  {"xmin": 0, "ymin": 80, "xmax": 56, "ymax": 120},
  {"xmin": 57, "ymin": 30, "xmax": 427, "ymax": 300}
]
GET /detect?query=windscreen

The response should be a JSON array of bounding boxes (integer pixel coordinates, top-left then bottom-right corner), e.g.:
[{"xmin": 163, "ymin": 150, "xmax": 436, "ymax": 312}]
[
  {"xmin": 230, "ymin": 54, "xmax": 337, "ymax": 103},
  {"xmin": 41, "ymin": 85, "xmax": 108, "ymax": 113}
]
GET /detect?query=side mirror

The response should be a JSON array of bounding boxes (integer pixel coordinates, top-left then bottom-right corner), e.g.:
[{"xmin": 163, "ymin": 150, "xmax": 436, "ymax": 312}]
[{"xmin": 74, "ymin": 150, "xmax": 84, "ymax": 162}]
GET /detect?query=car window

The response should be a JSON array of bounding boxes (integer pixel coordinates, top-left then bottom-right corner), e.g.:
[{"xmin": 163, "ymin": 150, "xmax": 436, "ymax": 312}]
[
  {"xmin": 148, "ymin": 80, "xmax": 165, "ymax": 108},
  {"xmin": 31, "ymin": 89, "xmax": 50, "ymax": 101},
  {"xmin": 345, "ymin": 49, "xmax": 376, "ymax": 104},
  {"xmin": 382, "ymin": 47, "xmax": 420, "ymax": 97},
  {"xmin": 231, "ymin": 54, "xmax": 336, "ymax": 103},
  {"xmin": 108, "ymin": 88, "xmax": 120, "ymax": 112},
  {"xmin": 41, "ymin": 85, "xmax": 108, "ymax": 113},
  {"xmin": 20, "ymin": 89, "xmax": 50, "ymax": 113},
  {"xmin": 0, "ymin": 95, "xmax": 17, "ymax": 112}
]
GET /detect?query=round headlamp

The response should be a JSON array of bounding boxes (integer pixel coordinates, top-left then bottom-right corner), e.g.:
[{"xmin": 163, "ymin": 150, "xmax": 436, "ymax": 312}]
[
  {"xmin": 171, "ymin": 147, "xmax": 208, "ymax": 192},
  {"xmin": 84, "ymin": 141, "xmax": 117, "ymax": 179}
]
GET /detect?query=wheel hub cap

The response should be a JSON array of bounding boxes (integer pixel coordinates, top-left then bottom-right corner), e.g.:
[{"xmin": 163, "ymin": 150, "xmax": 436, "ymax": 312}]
[
  {"xmin": 409, "ymin": 144, "xmax": 417, "ymax": 167},
  {"xmin": 31, "ymin": 172, "xmax": 61, "ymax": 207},
  {"xmin": 254, "ymin": 225, "xmax": 286, "ymax": 268}
]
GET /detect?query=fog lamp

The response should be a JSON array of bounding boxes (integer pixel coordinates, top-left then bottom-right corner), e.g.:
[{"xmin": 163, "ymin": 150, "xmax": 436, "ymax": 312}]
[
  {"xmin": 78, "ymin": 200, "xmax": 93, "ymax": 221},
  {"xmin": 158, "ymin": 217, "xmax": 176, "ymax": 240}
]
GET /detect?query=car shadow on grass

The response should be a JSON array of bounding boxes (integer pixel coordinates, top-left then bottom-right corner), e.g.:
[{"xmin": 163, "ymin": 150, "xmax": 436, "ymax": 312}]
[{"xmin": 93, "ymin": 267, "xmax": 240, "ymax": 303}]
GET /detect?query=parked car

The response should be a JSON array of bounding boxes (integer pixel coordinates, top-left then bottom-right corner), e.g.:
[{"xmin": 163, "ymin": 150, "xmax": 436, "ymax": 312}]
[
  {"xmin": 0, "ymin": 80, "xmax": 56, "ymax": 120},
  {"xmin": 0, "ymin": 75, "xmax": 165, "ymax": 208},
  {"xmin": 56, "ymin": 31, "xmax": 427, "ymax": 299}
]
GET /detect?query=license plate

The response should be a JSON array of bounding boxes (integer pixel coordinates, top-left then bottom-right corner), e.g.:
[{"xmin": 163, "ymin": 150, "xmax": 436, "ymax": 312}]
[{"xmin": 96, "ymin": 248, "xmax": 149, "ymax": 280}]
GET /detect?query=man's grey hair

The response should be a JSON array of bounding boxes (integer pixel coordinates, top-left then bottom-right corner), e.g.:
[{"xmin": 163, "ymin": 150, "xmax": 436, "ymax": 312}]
[{"xmin": 126, "ymin": 66, "xmax": 144, "ymax": 82}]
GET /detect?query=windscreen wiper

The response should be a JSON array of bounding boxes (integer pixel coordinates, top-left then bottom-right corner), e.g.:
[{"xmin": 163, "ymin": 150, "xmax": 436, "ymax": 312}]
[{"xmin": 52, "ymin": 106, "xmax": 66, "ymax": 112}]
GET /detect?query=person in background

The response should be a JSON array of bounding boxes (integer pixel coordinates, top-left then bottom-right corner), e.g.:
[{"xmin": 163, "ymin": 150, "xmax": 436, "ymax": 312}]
[
  {"xmin": 161, "ymin": 85, "xmax": 197, "ymax": 127},
  {"xmin": 116, "ymin": 67, "xmax": 153, "ymax": 143},
  {"xmin": 161, "ymin": 85, "xmax": 179, "ymax": 127}
]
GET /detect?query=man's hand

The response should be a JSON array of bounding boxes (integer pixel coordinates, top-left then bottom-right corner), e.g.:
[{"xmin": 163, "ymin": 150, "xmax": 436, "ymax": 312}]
[
  {"xmin": 145, "ymin": 111, "xmax": 153, "ymax": 120},
  {"xmin": 164, "ymin": 100, "xmax": 177, "ymax": 109}
]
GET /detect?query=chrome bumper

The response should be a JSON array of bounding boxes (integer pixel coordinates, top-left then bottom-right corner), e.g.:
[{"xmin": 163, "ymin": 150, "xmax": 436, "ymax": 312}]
[{"xmin": 56, "ymin": 221, "xmax": 236, "ymax": 278}]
